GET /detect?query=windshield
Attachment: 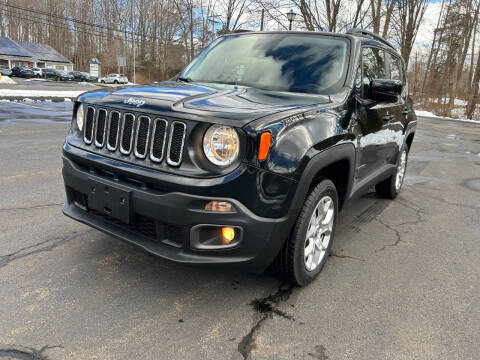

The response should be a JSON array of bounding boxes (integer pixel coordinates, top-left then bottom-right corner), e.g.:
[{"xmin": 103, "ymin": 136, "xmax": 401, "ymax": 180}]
[{"xmin": 182, "ymin": 33, "xmax": 349, "ymax": 94}]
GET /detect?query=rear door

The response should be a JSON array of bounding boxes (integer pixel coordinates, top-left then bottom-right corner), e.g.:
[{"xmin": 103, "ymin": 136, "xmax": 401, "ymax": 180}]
[
  {"xmin": 355, "ymin": 46, "xmax": 391, "ymax": 181},
  {"xmin": 386, "ymin": 52, "xmax": 408, "ymax": 157}
]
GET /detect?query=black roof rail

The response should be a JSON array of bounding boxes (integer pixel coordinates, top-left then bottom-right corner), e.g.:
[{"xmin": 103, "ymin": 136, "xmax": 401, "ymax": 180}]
[
  {"xmin": 346, "ymin": 28, "xmax": 395, "ymax": 49},
  {"xmin": 232, "ymin": 29, "xmax": 253, "ymax": 33}
]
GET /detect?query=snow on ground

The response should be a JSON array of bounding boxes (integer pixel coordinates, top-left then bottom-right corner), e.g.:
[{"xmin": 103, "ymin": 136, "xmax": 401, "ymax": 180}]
[
  {"xmin": 415, "ymin": 110, "xmax": 480, "ymax": 124},
  {"xmin": 0, "ymin": 76, "xmax": 16, "ymax": 85},
  {"xmin": 0, "ymin": 89, "xmax": 85, "ymax": 98}
]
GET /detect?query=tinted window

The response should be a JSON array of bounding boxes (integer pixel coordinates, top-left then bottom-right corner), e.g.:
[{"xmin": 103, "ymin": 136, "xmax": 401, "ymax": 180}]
[
  {"xmin": 362, "ymin": 47, "xmax": 385, "ymax": 96},
  {"xmin": 389, "ymin": 55, "xmax": 403, "ymax": 81},
  {"xmin": 182, "ymin": 34, "xmax": 350, "ymax": 94}
]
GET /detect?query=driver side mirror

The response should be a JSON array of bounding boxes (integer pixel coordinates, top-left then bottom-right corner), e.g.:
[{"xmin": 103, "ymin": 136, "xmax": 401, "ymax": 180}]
[{"xmin": 369, "ymin": 79, "xmax": 402, "ymax": 102}]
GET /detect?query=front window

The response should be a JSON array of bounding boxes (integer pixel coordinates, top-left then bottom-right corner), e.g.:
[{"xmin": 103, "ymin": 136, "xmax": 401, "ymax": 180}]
[{"xmin": 182, "ymin": 33, "xmax": 350, "ymax": 94}]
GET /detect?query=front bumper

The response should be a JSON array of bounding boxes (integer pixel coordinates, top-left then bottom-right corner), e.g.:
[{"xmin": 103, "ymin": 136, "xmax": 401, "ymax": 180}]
[{"xmin": 62, "ymin": 147, "xmax": 294, "ymax": 271}]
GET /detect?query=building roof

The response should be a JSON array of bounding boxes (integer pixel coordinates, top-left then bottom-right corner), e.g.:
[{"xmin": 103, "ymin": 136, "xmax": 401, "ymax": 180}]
[
  {"xmin": 16, "ymin": 41, "xmax": 71, "ymax": 63},
  {"xmin": 0, "ymin": 37, "xmax": 32, "ymax": 58},
  {"xmin": 0, "ymin": 37, "xmax": 72, "ymax": 64}
]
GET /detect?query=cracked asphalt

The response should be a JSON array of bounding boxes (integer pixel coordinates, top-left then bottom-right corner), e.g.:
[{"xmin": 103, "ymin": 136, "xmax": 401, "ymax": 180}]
[{"xmin": 0, "ymin": 103, "xmax": 479, "ymax": 360}]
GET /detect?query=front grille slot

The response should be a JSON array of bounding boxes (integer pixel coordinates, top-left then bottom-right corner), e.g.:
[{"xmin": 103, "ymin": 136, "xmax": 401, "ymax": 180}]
[
  {"xmin": 107, "ymin": 111, "xmax": 121, "ymax": 151},
  {"xmin": 167, "ymin": 121, "xmax": 186, "ymax": 166},
  {"xmin": 83, "ymin": 107, "xmax": 95, "ymax": 144},
  {"xmin": 134, "ymin": 116, "xmax": 151, "ymax": 158},
  {"xmin": 81, "ymin": 106, "xmax": 188, "ymax": 167},
  {"xmin": 150, "ymin": 118, "xmax": 168, "ymax": 162},
  {"xmin": 94, "ymin": 109, "xmax": 107, "ymax": 147},
  {"xmin": 120, "ymin": 113, "xmax": 135, "ymax": 155}
]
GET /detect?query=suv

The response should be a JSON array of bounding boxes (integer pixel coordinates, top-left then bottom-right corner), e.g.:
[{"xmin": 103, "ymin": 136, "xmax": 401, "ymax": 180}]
[
  {"xmin": 32, "ymin": 67, "xmax": 43, "ymax": 78},
  {"xmin": 62, "ymin": 30, "xmax": 416, "ymax": 286},
  {"xmin": 99, "ymin": 73, "xmax": 128, "ymax": 84}
]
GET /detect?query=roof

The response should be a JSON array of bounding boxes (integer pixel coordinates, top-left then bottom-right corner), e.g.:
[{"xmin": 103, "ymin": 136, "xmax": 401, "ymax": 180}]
[
  {"xmin": 16, "ymin": 41, "xmax": 71, "ymax": 63},
  {"xmin": 0, "ymin": 37, "xmax": 32, "ymax": 58},
  {"xmin": 0, "ymin": 37, "xmax": 71, "ymax": 63}
]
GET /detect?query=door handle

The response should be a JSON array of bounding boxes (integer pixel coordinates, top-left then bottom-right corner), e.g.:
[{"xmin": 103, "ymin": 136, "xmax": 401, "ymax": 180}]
[{"xmin": 383, "ymin": 114, "xmax": 393, "ymax": 122}]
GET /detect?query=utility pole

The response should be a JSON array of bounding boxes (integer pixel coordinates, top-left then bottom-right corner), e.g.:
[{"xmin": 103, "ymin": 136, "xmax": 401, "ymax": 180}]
[
  {"xmin": 260, "ymin": 9, "xmax": 264, "ymax": 31},
  {"xmin": 133, "ymin": 39, "xmax": 136, "ymax": 84},
  {"xmin": 208, "ymin": 15, "xmax": 220, "ymax": 43}
]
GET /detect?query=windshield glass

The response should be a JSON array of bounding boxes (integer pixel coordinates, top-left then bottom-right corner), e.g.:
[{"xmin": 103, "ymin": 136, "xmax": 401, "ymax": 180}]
[{"xmin": 182, "ymin": 33, "xmax": 349, "ymax": 94}]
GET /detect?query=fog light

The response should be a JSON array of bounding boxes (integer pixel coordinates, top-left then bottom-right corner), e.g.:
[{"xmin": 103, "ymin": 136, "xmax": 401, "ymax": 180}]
[
  {"xmin": 221, "ymin": 227, "xmax": 236, "ymax": 244},
  {"xmin": 205, "ymin": 201, "xmax": 234, "ymax": 212}
]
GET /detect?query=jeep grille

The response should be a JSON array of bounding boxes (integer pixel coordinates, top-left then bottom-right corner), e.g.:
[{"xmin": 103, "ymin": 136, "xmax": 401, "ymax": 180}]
[{"xmin": 82, "ymin": 106, "xmax": 187, "ymax": 167}]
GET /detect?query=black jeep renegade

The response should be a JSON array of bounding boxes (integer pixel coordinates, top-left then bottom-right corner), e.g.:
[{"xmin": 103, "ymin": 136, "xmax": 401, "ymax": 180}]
[{"xmin": 62, "ymin": 29, "xmax": 416, "ymax": 286}]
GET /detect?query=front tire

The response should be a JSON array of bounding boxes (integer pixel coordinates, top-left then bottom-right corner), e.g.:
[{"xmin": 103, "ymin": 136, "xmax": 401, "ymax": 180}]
[
  {"xmin": 273, "ymin": 179, "xmax": 338, "ymax": 286},
  {"xmin": 375, "ymin": 144, "xmax": 408, "ymax": 199}
]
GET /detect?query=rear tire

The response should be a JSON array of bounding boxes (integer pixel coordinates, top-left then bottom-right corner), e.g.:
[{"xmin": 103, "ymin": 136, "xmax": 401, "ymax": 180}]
[
  {"xmin": 273, "ymin": 179, "xmax": 338, "ymax": 286},
  {"xmin": 375, "ymin": 143, "xmax": 409, "ymax": 199}
]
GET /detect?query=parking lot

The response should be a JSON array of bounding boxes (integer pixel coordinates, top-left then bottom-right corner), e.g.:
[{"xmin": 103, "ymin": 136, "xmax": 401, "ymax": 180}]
[{"xmin": 0, "ymin": 102, "xmax": 479, "ymax": 359}]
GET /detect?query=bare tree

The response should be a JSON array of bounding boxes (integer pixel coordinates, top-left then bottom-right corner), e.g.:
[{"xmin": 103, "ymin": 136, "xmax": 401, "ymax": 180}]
[{"xmin": 392, "ymin": 0, "xmax": 428, "ymax": 67}]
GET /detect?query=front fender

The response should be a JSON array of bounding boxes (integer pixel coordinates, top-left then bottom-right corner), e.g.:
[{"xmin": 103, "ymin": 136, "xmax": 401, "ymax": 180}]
[{"xmin": 243, "ymin": 105, "xmax": 355, "ymax": 178}]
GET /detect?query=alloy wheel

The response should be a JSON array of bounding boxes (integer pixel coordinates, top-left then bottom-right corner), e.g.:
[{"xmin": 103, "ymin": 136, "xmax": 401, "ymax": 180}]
[{"xmin": 304, "ymin": 196, "xmax": 335, "ymax": 272}]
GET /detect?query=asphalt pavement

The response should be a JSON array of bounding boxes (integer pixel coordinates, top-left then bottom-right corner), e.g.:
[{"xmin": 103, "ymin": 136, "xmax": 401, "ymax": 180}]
[{"xmin": 0, "ymin": 103, "xmax": 479, "ymax": 360}]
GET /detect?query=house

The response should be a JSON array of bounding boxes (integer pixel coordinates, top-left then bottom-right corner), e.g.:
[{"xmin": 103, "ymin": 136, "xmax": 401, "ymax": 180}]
[{"xmin": 0, "ymin": 37, "xmax": 73, "ymax": 71}]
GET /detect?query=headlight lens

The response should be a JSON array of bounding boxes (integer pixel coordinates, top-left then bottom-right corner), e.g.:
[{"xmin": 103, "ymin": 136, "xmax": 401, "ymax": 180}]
[
  {"xmin": 75, "ymin": 104, "xmax": 84, "ymax": 132},
  {"xmin": 203, "ymin": 125, "xmax": 239, "ymax": 166}
]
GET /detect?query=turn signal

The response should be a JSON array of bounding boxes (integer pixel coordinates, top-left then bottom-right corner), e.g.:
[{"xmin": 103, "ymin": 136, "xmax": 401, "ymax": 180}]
[
  {"xmin": 221, "ymin": 227, "xmax": 236, "ymax": 244},
  {"xmin": 258, "ymin": 132, "xmax": 271, "ymax": 161}
]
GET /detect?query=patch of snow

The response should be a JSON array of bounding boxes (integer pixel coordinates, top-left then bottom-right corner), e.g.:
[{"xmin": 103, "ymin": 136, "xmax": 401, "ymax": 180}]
[
  {"xmin": 22, "ymin": 98, "xmax": 34, "ymax": 102},
  {"xmin": 415, "ymin": 110, "xmax": 480, "ymax": 124},
  {"xmin": 415, "ymin": 110, "xmax": 437, "ymax": 117},
  {"xmin": 0, "ymin": 89, "xmax": 84, "ymax": 98},
  {"xmin": 64, "ymin": 98, "xmax": 72, "ymax": 102},
  {"xmin": 0, "ymin": 76, "xmax": 16, "ymax": 84}
]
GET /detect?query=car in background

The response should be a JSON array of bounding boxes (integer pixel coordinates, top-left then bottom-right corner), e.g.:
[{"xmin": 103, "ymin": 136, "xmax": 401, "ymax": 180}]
[
  {"xmin": 69, "ymin": 71, "xmax": 91, "ymax": 82},
  {"xmin": 0, "ymin": 65, "xmax": 12, "ymax": 77},
  {"xmin": 98, "ymin": 73, "xmax": 128, "ymax": 84},
  {"xmin": 42, "ymin": 68, "xmax": 58, "ymax": 80},
  {"xmin": 11, "ymin": 67, "xmax": 34, "ymax": 78},
  {"xmin": 32, "ymin": 67, "xmax": 43, "ymax": 78},
  {"xmin": 56, "ymin": 70, "xmax": 74, "ymax": 81},
  {"xmin": 86, "ymin": 73, "xmax": 98, "ymax": 82}
]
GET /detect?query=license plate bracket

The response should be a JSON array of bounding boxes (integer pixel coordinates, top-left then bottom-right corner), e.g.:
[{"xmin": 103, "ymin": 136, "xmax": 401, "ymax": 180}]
[{"xmin": 87, "ymin": 178, "xmax": 132, "ymax": 224}]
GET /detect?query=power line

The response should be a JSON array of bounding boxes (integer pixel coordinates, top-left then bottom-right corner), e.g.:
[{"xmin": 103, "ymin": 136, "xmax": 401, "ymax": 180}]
[
  {"xmin": 0, "ymin": 7, "xmax": 123, "ymax": 41},
  {"xmin": 1, "ymin": 2, "xmax": 160, "ymax": 41}
]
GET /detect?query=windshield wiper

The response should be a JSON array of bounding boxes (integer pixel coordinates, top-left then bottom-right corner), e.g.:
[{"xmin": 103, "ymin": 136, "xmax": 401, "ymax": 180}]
[{"xmin": 178, "ymin": 76, "xmax": 193, "ymax": 83}]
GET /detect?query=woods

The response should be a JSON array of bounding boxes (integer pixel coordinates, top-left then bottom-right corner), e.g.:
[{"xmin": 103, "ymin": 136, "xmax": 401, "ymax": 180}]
[{"xmin": 1, "ymin": 0, "xmax": 480, "ymax": 119}]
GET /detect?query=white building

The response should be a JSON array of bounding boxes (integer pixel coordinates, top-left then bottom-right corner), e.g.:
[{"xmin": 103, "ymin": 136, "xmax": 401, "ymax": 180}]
[{"xmin": 0, "ymin": 37, "xmax": 73, "ymax": 71}]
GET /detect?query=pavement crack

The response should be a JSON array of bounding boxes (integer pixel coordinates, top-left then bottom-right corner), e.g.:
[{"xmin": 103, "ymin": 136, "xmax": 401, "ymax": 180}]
[
  {"xmin": 0, "ymin": 344, "xmax": 62, "ymax": 360},
  {"xmin": 374, "ymin": 217, "xmax": 404, "ymax": 253},
  {"xmin": 375, "ymin": 200, "xmax": 426, "ymax": 253},
  {"xmin": 330, "ymin": 252, "xmax": 365, "ymax": 261},
  {"xmin": 237, "ymin": 282, "xmax": 294, "ymax": 359},
  {"xmin": 0, "ymin": 202, "xmax": 63, "ymax": 212},
  {"xmin": 0, "ymin": 230, "xmax": 92, "ymax": 269}
]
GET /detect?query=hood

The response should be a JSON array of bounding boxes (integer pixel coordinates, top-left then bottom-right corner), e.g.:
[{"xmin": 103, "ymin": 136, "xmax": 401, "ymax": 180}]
[{"xmin": 78, "ymin": 81, "xmax": 331, "ymax": 126}]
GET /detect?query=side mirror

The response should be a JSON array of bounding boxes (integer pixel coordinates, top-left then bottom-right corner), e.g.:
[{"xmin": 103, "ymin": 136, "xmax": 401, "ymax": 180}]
[{"xmin": 370, "ymin": 79, "xmax": 402, "ymax": 102}]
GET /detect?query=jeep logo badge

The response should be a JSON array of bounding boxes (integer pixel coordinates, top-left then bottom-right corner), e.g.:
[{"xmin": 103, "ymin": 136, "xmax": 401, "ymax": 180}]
[{"xmin": 123, "ymin": 97, "xmax": 145, "ymax": 108}]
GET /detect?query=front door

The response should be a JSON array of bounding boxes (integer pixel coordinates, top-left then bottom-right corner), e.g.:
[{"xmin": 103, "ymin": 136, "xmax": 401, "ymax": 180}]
[{"xmin": 355, "ymin": 46, "xmax": 393, "ymax": 182}]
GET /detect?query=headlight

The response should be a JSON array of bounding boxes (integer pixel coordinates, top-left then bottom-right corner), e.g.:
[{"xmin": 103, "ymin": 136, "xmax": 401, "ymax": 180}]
[
  {"xmin": 203, "ymin": 125, "xmax": 239, "ymax": 166},
  {"xmin": 75, "ymin": 104, "xmax": 84, "ymax": 131}
]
